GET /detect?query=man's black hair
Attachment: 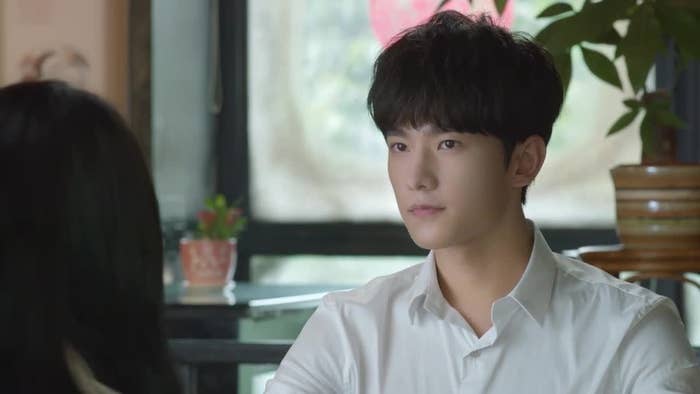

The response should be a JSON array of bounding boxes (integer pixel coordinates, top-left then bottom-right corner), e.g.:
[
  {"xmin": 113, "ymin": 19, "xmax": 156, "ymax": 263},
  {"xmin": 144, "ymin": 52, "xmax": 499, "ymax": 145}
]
[{"xmin": 367, "ymin": 11, "xmax": 564, "ymax": 204}]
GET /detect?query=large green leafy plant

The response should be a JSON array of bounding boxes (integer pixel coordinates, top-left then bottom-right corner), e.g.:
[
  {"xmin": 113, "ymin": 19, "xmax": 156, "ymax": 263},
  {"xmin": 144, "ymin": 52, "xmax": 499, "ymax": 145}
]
[
  {"xmin": 438, "ymin": 0, "xmax": 700, "ymax": 163},
  {"xmin": 534, "ymin": 0, "xmax": 700, "ymax": 163}
]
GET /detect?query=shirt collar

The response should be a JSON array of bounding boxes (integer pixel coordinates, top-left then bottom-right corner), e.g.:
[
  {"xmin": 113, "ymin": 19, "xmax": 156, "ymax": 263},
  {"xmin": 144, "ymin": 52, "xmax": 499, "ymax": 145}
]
[
  {"xmin": 407, "ymin": 220, "xmax": 558, "ymax": 327},
  {"xmin": 506, "ymin": 222, "xmax": 558, "ymax": 326},
  {"xmin": 407, "ymin": 250, "xmax": 440, "ymax": 323}
]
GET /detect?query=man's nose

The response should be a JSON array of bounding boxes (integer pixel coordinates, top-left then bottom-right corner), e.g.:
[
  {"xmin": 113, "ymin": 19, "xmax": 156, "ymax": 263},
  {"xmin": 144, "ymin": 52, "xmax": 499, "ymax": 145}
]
[{"xmin": 408, "ymin": 151, "xmax": 438, "ymax": 191}]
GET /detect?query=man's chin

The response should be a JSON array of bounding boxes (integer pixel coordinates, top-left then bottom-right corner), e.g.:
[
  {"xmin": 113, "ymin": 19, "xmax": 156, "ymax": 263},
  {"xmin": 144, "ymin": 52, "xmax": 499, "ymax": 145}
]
[{"xmin": 407, "ymin": 228, "xmax": 452, "ymax": 251}]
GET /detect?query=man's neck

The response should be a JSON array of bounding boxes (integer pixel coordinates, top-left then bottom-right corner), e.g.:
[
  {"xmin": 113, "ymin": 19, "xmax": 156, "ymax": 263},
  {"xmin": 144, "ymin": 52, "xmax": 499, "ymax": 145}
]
[{"xmin": 433, "ymin": 211, "xmax": 534, "ymax": 336}]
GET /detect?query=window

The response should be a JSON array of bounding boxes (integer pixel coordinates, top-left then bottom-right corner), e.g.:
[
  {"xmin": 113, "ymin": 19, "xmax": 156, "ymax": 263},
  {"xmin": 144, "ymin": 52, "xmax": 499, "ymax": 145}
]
[
  {"xmin": 247, "ymin": 0, "xmax": 641, "ymax": 227},
  {"xmin": 228, "ymin": 0, "xmax": 630, "ymax": 288},
  {"xmin": 152, "ymin": 0, "xmax": 215, "ymax": 221}
]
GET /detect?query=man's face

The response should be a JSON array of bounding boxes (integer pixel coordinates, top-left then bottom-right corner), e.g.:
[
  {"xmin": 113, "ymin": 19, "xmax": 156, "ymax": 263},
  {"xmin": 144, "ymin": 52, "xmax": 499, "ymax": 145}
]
[{"xmin": 386, "ymin": 123, "xmax": 514, "ymax": 250}]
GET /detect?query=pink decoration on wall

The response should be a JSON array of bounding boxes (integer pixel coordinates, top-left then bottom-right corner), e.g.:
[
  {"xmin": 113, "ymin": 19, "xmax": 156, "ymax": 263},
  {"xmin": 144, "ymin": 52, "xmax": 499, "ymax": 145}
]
[{"xmin": 369, "ymin": 0, "xmax": 515, "ymax": 47}]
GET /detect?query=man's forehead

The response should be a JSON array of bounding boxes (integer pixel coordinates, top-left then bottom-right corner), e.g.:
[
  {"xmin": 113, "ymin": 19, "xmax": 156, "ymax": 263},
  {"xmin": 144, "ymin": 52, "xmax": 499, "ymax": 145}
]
[{"xmin": 386, "ymin": 124, "xmax": 452, "ymax": 137}]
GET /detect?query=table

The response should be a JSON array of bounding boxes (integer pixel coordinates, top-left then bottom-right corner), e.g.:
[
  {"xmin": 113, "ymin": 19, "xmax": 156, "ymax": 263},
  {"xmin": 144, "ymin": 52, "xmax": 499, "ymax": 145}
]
[
  {"xmin": 165, "ymin": 282, "xmax": 350, "ymax": 336},
  {"xmin": 164, "ymin": 282, "xmax": 351, "ymax": 394}
]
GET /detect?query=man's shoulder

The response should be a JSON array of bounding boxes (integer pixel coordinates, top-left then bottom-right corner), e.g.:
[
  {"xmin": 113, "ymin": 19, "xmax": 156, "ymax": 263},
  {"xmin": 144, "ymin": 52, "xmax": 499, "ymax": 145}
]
[
  {"xmin": 552, "ymin": 252, "xmax": 667, "ymax": 316},
  {"xmin": 321, "ymin": 262, "xmax": 423, "ymax": 312}
]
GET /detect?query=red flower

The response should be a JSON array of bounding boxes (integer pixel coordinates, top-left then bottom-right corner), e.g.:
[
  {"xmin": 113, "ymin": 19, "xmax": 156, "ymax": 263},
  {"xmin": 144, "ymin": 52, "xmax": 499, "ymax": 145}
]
[
  {"xmin": 197, "ymin": 210, "xmax": 216, "ymax": 227},
  {"xmin": 226, "ymin": 208, "xmax": 243, "ymax": 225}
]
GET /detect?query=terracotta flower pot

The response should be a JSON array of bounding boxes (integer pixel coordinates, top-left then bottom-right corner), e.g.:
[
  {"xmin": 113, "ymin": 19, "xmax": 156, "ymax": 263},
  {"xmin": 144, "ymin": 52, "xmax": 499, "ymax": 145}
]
[
  {"xmin": 611, "ymin": 164, "xmax": 700, "ymax": 249},
  {"xmin": 179, "ymin": 238, "xmax": 237, "ymax": 287}
]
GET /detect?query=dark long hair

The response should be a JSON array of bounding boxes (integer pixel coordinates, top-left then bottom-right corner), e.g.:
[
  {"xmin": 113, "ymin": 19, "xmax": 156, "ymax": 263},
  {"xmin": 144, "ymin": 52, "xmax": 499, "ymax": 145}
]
[{"xmin": 0, "ymin": 81, "xmax": 180, "ymax": 393}]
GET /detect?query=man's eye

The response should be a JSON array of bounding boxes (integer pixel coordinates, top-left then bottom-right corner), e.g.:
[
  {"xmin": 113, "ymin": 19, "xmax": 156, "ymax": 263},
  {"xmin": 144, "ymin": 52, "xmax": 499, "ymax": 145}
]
[
  {"xmin": 438, "ymin": 140, "xmax": 459, "ymax": 150},
  {"xmin": 390, "ymin": 143, "xmax": 407, "ymax": 152}
]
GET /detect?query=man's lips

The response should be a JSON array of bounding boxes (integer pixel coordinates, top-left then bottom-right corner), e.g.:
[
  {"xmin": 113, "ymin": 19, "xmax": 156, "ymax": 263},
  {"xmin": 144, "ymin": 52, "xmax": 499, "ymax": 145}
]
[{"xmin": 408, "ymin": 204, "xmax": 445, "ymax": 217}]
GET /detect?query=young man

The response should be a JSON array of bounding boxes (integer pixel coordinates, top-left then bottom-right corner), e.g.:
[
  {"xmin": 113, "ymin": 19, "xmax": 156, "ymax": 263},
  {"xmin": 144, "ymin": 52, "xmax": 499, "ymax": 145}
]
[{"xmin": 265, "ymin": 11, "xmax": 699, "ymax": 394}]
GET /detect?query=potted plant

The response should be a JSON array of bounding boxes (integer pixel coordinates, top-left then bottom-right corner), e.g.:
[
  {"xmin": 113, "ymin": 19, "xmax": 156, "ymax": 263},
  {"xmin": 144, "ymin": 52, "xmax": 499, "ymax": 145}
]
[
  {"xmin": 180, "ymin": 194, "xmax": 247, "ymax": 287},
  {"xmin": 533, "ymin": 0, "xmax": 700, "ymax": 249}
]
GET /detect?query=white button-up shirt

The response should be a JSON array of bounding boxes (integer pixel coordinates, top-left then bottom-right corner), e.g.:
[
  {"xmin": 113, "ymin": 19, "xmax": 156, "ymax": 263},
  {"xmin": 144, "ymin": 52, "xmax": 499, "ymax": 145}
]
[{"xmin": 265, "ymin": 224, "xmax": 700, "ymax": 393}]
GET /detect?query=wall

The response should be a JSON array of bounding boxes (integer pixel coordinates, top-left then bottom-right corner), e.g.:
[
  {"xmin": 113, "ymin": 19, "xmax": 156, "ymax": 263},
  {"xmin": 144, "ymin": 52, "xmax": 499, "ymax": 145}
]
[{"xmin": 0, "ymin": 0, "xmax": 128, "ymax": 115}]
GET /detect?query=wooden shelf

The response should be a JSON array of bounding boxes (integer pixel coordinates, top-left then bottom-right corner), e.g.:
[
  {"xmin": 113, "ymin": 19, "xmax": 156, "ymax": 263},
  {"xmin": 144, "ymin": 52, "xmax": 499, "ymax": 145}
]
[{"xmin": 566, "ymin": 245, "xmax": 700, "ymax": 290}]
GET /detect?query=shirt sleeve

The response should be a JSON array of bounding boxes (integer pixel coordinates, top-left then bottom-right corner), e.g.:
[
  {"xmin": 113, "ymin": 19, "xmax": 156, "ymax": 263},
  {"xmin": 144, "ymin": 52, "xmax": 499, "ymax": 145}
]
[
  {"xmin": 264, "ymin": 294, "xmax": 351, "ymax": 394},
  {"xmin": 616, "ymin": 296, "xmax": 700, "ymax": 393}
]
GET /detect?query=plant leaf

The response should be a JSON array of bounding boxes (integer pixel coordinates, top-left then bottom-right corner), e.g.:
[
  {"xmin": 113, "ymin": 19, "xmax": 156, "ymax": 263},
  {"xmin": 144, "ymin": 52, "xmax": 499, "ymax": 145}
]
[
  {"xmin": 618, "ymin": 4, "xmax": 664, "ymax": 93},
  {"xmin": 654, "ymin": 3, "xmax": 700, "ymax": 61},
  {"xmin": 204, "ymin": 197, "xmax": 215, "ymax": 210},
  {"xmin": 614, "ymin": 43, "xmax": 624, "ymax": 60},
  {"xmin": 580, "ymin": 45, "xmax": 622, "ymax": 89},
  {"xmin": 586, "ymin": 28, "xmax": 622, "ymax": 46},
  {"xmin": 578, "ymin": 0, "xmax": 635, "ymax": 39},
  {"xmin": 649, "ymin": 106, "xmax": 687, "ymax": 129},
  {"xmin": 658, "ymin": 110, "xmax": 686, "ymax": 129},
  {"xmin": 436, "ymin": 0, "xmax": 451, "ymax": 11},
  {"xmin": 495, "ymin": 0, "xmax": 508, "ymax": 15},
  {"xmin": 536, "ymin": 14, "xmax": 586, "ymax": 54},
  {"xmin": 623, "ymin": 99, "xmax": 642, "ymax": 109},
  {"xmin": 607, "ymin": 108, "xmax": 640, "ymax": 136},
  {"xmin": 644, "ymin": 92, "xmax": 672, "ymax": 110},
  {"xmin": 639, "ymin": 111, "xmax": 655, "ymax": 157},
  {"xmin": 537, "ymin": 2, "xmax": 574, "ymax": 19},
  {"xmin": 536, "ymin": 0, "xmax": 631, "ymax": 54},
  {"xmin": 232, "ymin": 217, "xmax": 248, "ymax": 238},
  {"xmin": 552, "ymin": 50, "xmax": 572, "ymax": 96},
  {"xmin": 214, "ymin": 194, "xmax": 226, "ymax": 210}
]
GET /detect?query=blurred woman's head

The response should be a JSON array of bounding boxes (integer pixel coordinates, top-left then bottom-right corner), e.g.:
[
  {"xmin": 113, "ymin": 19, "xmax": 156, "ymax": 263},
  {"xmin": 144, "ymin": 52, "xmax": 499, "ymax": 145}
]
[{"xmin": 0, "ymin": 80, "xmax": 179, "ymax": 393}]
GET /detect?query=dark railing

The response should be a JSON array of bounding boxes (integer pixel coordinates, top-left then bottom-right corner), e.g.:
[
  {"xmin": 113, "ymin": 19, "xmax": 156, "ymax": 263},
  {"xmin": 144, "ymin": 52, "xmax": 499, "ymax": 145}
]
[{"xmin": 168, "ymin": 339, "xmax": 292, "ymax": 394}]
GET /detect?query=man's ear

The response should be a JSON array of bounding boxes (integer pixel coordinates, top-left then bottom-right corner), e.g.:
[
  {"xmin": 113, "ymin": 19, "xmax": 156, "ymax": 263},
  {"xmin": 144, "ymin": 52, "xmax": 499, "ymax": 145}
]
[{"xmin": 509, "ymin": 135, "xmax": 546, "ymax": 189}]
